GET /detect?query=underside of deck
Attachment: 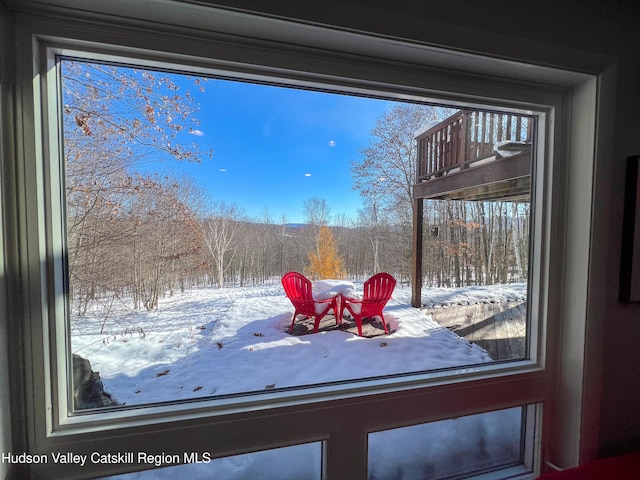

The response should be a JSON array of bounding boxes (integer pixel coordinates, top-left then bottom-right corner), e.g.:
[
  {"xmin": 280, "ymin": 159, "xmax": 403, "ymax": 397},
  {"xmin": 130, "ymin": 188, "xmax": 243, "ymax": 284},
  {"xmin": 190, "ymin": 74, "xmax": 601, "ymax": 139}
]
[{"xmin": 413, "ymin": 151, "xmax": 531, "ymax": 202}]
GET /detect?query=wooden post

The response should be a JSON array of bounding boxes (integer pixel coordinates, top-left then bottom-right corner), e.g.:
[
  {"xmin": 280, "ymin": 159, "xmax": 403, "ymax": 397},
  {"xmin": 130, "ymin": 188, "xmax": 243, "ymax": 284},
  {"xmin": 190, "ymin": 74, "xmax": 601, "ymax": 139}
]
[
  {"xmin": 458, "ymin": 114, "xmax": 466, "ymax": 166},
  {"xmin": 488, "ymin": 112, "xmax": 495, "ymax": 147},
  {"xmin": 464, "ymin": 111, "xmax": 473, "ymax": 166},
  {"xmin": 412, "ymin": 197, "xmax": 424, "ymax": 308}
]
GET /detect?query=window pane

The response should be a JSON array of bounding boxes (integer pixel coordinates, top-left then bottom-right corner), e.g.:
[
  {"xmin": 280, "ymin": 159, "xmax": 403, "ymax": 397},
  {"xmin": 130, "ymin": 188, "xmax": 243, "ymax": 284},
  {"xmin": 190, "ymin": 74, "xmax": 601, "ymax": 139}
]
[
  {"xmin": 101, "ymin": 442, "xmax": 322, "ymax": 480},
  {"xmin": 62, "ymin": 59, "xmax": 533, "ymax": 410},
  {"xmin": 368, "ymin": 407, "xmax": 524, "ymax": 479}
]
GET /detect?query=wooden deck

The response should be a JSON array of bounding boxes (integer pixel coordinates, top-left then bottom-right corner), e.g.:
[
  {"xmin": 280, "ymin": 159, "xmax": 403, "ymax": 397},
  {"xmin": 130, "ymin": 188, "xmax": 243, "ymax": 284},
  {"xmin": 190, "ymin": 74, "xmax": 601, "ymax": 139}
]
[
  {"xmin": 424, "ymin": 302, "xmax": 527, "ymax": 361},
  {"xmin": 414, "ymin": 110, "xmax": 533, "ymax": 202},
  {"xmin": 289, "ymin": 301, "xmax": 528, "ymax": 362}
]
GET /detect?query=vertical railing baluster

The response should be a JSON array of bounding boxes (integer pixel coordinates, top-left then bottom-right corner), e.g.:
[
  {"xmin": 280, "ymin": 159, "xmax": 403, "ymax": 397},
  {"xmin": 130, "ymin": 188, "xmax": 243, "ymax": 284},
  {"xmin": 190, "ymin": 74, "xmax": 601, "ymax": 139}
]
[
  {"xmin": 431, "ymin": 136, "xmax": 435, "ymax": 176},
  {"xmin": 426, "ymin": 137, "xmax": 432, "ymax": 177},
  {"xmin": 441, "ymin": 128, "xmax": 446, "ymax": 170},
  {"xmin": 447, "ymin": 123, "xmax": 453, "ymax": 170},
  {"xmin": 439, "ymin": 128, "xmax": 445, "ymax": 170},
  {"xmin": 483, "ymin": 111, "xmax": 491, "ymax": 157},
  {"xmin": 464, "ymin": 111, "xmax": 471, "ymax": 166},
  {"xmin": 488, "ymin": 112, "xmax": 495, "ymax": 153},
  {"xmin": 445, "ymin": 126, "xmax": 450, "ymax": 168},
  {"xmin": 473, "ymin": 111, "xmax": 480, "ymax": 162},
  {"xmin": 420, "ymin": 138, "xmax": 423, "ymax": 178},
  {"xmin": 435, "ymin": 130, "xmax": 441, "ymax": 173},
  {"xmin": 451, "ymin": 118, "xmax": 458, "ymax": 169},
  {"xmin": 442, "ymin": 127, "xmax": 447, "ymax": 169}
]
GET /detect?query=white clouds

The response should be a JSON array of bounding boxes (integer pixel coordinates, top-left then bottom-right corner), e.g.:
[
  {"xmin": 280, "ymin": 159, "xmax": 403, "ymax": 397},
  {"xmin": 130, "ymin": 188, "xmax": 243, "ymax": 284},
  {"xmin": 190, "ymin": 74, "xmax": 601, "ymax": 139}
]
[
  {"xmin": 304, "ymin": 173, "xmax": 312, "ymax": 177},
  {"xmin": 262, "ymin": 116, "xmax": 279, "ymax": 138},
  {"xmin": 219, "ymin": 168, "xmax": 227, "ymax": 173},
  {"xmin": 189, "ymin": 129, "xmax": 205, "ymax": 137},
  {"xmin": 328, "ymin": 140, "xmax": 336, "ymax": 147}
]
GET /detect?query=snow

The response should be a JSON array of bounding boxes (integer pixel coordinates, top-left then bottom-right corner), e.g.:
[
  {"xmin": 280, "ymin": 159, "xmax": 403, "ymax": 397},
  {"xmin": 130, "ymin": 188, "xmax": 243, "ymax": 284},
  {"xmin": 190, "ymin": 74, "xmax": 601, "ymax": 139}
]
[
  {"xmin": 72, "ymin": 281, "xmax": 528, "ymax": 479},
  {"xmin": 494, "ymin": 140, "xmax": 531, "ymax": 158},
  {"xmin": 312, "ymin": 278, "xmax": 359, "ymax": 300}
]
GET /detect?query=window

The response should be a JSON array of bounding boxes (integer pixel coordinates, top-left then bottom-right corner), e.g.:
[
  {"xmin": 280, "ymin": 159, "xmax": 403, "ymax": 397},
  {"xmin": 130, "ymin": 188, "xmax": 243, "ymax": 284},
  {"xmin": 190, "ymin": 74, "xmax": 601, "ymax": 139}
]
[
  {"xmin": 102, "ymin": 442, "xmax": 323, "ymax": 480},
  {"xmin": 62, "ymin": 59, "xmax": 535, "ymax": 410},
  {"xmin": 8, "ymin": 3, "xmax": 603, "ymax": 479},
  {"xmin": 367, "ymin": 406, "xmax": 533, "ymax": 479}
]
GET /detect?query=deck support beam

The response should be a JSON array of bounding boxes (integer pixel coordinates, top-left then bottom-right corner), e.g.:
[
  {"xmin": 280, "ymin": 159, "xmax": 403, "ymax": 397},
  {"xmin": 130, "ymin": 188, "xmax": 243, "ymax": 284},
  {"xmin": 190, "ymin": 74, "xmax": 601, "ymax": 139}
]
[{"xmin": 412, "ymin": 198, "xmax": 423, "ymax": 308}]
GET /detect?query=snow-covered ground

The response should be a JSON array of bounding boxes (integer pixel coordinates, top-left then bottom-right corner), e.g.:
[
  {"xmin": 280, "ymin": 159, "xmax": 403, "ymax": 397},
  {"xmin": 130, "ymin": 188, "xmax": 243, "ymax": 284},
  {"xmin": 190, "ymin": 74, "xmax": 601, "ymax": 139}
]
[
  {"xmin": 71, "ymin": 281, "xmax": 527, "ymax": 479},
  {"xmin": 72, "ymin": 282, "xmax": 527, "ymax": 406}
]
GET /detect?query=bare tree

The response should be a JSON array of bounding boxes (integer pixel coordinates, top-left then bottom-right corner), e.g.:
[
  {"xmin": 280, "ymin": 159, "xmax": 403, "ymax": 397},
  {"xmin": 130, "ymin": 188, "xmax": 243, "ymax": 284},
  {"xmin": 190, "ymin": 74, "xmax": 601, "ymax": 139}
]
[
  {"xmin": 303, "ymin": 197, "xmax": 332, "ymax": 227},
  {"xmin": 202, "ymin": 201, "xmax": 245, "ymax": 288},
  {"xmin": 63, "ymin": 60, "xmax": 211, "ymax": 312},
  {"xmin": 350, "ymin": 104, "xmax": 454, "ymax": 284},
  {"xmin": 303, "ymin": 196, "xmax": 332, "ymax": 258},
  {"xmin": 352, "ymin": 104, "xmax": 452, "ymax": 223}
]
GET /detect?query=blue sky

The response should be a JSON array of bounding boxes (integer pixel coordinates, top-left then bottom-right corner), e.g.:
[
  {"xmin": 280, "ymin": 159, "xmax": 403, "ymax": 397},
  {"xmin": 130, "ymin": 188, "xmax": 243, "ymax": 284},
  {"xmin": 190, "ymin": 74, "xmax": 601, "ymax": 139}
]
[{"xmin": 175, "ymin": 78, "xmax": 398, "ymax": 223}]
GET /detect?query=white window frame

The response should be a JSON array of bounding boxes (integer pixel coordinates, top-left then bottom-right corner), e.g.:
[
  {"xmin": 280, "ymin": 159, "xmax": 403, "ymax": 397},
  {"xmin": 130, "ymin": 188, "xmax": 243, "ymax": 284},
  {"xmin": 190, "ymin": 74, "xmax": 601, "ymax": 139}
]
[{"xmin": 5, "ymin": 2, "xmax": 612, "ymax": 478}]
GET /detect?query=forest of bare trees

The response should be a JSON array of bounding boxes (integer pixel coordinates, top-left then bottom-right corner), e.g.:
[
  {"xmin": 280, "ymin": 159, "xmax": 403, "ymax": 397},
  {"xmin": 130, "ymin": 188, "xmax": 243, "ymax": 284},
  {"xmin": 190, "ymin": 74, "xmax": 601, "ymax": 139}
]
[{"xmin": 63, "ymin": 61, "xmax": 530, "ymax": 317}]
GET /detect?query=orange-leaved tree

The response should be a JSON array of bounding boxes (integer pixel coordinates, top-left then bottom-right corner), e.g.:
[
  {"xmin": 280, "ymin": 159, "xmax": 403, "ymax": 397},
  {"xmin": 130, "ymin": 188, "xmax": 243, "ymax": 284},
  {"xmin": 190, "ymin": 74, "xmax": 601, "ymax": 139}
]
[{"xmin": 305, "ymin": 225, "xmax": 346, "ymax": 280}]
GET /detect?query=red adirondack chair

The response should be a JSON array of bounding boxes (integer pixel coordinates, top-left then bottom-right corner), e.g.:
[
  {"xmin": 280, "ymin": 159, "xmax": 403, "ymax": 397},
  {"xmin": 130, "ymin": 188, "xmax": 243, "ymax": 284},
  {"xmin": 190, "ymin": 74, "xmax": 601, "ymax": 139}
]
[
  {"xmin": 341, "ymin": 272, "xmax": 396, "ymax": 336},
  {"xmin": 281, "ymin": 272, "xmax": 339, "ymax": 334}
]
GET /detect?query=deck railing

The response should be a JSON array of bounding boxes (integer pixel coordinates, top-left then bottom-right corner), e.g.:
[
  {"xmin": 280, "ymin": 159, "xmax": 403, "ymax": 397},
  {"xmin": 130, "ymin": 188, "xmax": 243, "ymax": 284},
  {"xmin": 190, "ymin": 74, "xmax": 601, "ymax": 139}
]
[{"xmin": 416, "ymin": 111, "xmax": 533, "ymax": 182}]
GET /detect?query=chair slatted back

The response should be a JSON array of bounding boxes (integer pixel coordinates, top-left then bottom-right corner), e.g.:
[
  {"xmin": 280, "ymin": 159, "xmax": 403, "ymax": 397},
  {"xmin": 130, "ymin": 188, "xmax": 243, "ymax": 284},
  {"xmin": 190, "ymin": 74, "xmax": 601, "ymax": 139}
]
[
  {"xmin": 281, "ymin": 271, "xmax": 315, "ymax": 316},
  {"xmin": 361, "ymin": 272, "xmax": 396, "ymax": 315}
]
